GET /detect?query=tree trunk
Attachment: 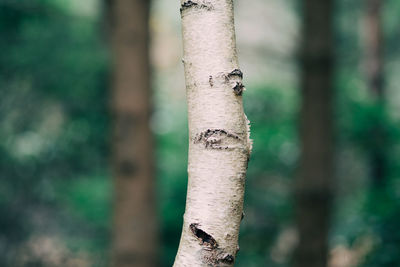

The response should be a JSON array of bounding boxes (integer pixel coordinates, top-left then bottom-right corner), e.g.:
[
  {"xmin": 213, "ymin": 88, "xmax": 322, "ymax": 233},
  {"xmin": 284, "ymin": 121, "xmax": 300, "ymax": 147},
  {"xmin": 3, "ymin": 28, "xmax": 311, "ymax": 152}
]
[
  {"xmin": 294, "ymin": 1, "xmax": 334, "ymax": 267},
  {"xmin": 365, "ymin": 0, "xmax": 386, "ymax": 185},
  {"xmin": 365, "ymin": 0, "xmax": 384, "ymax": 98},
  {"xmin": 173, "ymin": 1, "xmax": 251, "ymax": 266},
  {"xmin": 108, "ymin": 0, "xmax": 157, "ymax": 266}
]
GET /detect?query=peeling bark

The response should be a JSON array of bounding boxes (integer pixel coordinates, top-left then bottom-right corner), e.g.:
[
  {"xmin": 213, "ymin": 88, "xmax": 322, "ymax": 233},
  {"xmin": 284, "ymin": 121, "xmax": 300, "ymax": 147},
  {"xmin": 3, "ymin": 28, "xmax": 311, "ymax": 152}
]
[{"xmin": 174, "ymin": 0, "xmax": 250, "ymax": 266}]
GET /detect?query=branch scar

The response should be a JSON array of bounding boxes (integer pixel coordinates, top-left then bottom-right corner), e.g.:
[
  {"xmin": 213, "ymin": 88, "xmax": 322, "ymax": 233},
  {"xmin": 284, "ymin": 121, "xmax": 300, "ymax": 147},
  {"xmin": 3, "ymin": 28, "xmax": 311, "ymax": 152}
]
[{"xmin": 193, "ymin": 129, "xmax": 242, "ymax": 150}]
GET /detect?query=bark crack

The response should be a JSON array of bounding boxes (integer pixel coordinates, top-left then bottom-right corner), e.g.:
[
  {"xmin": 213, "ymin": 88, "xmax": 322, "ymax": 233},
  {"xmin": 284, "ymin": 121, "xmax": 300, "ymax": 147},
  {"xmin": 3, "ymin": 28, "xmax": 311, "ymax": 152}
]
[
  {"xmin": 180, "ymin": 1, "xmax": 213, "ymax": 14},
  {"xmin": 190, "ymin": 223, "xmax": 218, "ymax": 249},
  {"xmin": 228, "ymin": 69, "xmax": 243, "ymax": 79},
  {"xmin": 189, "ymin": 224, "xmax": 236, "ymax": 265}
]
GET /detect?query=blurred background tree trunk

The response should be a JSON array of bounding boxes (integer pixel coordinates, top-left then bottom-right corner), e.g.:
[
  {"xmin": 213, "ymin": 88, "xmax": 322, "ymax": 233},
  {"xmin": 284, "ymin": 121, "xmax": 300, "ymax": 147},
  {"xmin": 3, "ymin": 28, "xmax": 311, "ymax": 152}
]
[
  {"xmin": 108, "ymin": 0, "xmax": 158, "ymax": 266},
  {"xmin": 365, "ymin": 0, "xmax": 386, "ymax": 186},
  {"xmin": 294, "ymin": 0, "xmax": 334, "ymax": 267}
]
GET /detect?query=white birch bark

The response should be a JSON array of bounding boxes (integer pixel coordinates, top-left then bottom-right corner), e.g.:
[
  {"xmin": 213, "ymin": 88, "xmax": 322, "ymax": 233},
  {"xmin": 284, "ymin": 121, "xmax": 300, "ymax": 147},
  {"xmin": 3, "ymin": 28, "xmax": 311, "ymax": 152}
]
[{"xmin": 174, "ymin": 1, "xmax": 251, "ymax": 266}]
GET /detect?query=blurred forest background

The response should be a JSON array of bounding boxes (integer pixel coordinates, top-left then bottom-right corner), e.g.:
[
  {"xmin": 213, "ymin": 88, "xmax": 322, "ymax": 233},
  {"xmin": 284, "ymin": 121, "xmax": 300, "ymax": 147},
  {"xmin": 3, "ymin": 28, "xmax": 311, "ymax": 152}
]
[{"xmin": 1, "ymin": 0, "xmax": 400, "ymax": 266}]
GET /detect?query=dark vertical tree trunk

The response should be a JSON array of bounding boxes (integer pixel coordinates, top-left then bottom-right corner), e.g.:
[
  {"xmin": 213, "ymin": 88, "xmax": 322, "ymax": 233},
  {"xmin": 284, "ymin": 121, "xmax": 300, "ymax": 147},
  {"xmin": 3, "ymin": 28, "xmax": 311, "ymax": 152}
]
[
  {"xmin": 365, "ymin": 0, "xmax": 386, "ymax": 185},
  {"xmin": 294, "ymin": 1, "xmax": 334, "ymax": 267},
  {"xmin": 365, "ymin": 0, "xmax": 384, "ymax": 98},
  {"xmin": 108, "ymin": 0, "xmax": 158, "ymax": 266}
]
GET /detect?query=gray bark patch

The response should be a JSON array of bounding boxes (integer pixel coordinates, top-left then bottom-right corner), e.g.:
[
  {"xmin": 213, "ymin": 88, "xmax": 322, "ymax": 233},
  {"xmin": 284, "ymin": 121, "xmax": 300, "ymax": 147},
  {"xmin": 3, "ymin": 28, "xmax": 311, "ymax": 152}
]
[
  {"xmin": 201, "ymin": 250, "xmax": 235, "ymax": 266},
  {"xmin": 193, "ymin": 129, "xmax": 241, "ymax": 150}
]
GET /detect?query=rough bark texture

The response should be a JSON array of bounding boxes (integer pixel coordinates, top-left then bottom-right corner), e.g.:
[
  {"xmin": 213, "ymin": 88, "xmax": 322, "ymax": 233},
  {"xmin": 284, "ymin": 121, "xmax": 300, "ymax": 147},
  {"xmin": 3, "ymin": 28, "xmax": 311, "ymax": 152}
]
[
  {"xmin": 365, "ymin": 0, "xmax": 386, "ymax": 185},
  {"xmin": 174, "ymin": 1, "xmax": 251, "ymax": 266},
  {"xmin": 294, "ymin": 1, "xmax": 334, "ymax": 267},
  {"xmin": 108, "ymin": 0, "xmax": 158, "ymax": 266}
]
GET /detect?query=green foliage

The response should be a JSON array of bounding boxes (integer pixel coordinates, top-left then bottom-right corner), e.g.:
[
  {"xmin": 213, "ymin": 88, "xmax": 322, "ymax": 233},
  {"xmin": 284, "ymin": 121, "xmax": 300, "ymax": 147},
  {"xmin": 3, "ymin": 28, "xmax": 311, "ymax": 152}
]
[
  {"xmin": 0, "ymin": 0, "xmax": 109, "ymax": 265},
  {"xmin": 155, "ymin": 102, "xmax": 188, "ymax": 266},
  {"xmin": 236, "ymin": 85, "xmax": 298, "ymax": 267}
]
